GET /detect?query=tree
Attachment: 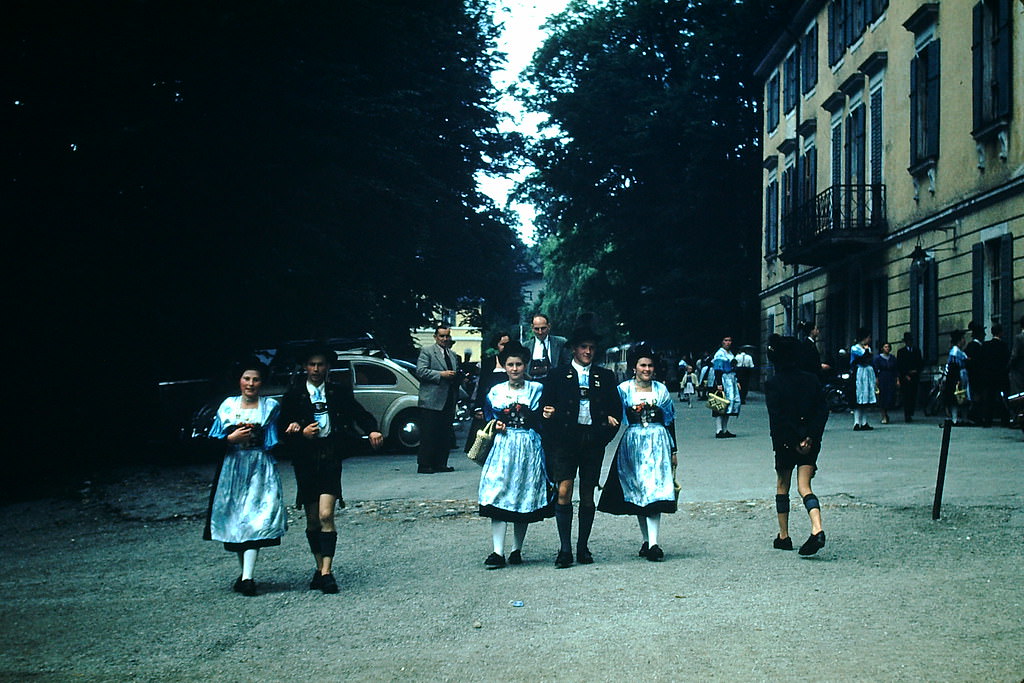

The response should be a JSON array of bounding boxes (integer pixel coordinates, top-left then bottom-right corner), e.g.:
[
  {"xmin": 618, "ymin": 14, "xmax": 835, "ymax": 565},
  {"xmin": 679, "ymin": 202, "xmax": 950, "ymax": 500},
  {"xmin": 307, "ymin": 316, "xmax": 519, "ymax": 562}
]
[{"xmin": 519, "ymin": 0, "xmax": 786, "ymax": 353}]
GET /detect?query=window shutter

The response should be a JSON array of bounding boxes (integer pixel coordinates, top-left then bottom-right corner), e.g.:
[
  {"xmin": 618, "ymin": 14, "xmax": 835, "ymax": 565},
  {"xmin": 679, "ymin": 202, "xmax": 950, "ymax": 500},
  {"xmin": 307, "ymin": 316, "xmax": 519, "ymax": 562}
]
[
  {"xmin": 972, "ymin": 242, "xmax": 985, "ymax": 325},
  {"xmin": 924, "ymin": 260, "xmax": 937, "ymax": 364},
  {"xmin": 994, "ymin": 0, "xmax": 1012, "ymax": 119},
  {"xmin": 972, "ymin": 2, "xmax": 984, "ymax": 131},
  {"xmin": 925, "ymin": 40, "xmax": 941, "ymax": 159},
  {"xmin": 999, "ymin": 233, "xmax": 1013, "ymax": 327},
  {"xmin": 870, "ymin": 89, "xmax": 883, "ymax": 183},
  {"xmin": 832, "ymin": 124, "xmax": 842, "ymax": 188},
  {"xmin": 910, "ymin": 54, "xmax": 919, "ymax": 166},
  {"xmin": 808, "ymin": 146, "xmax": 818, "ymax": 200},
  {"xmin": 909, "ymin": 262, "xmax": 921, "ymax": 350}
]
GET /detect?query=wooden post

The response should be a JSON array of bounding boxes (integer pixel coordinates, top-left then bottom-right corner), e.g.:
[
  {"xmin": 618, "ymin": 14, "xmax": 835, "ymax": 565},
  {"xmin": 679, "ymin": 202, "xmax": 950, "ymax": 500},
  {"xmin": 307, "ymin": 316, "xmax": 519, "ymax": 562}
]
[{"xmin": 932, "ymin": 419, "xmax": 953, "ymax": 520}]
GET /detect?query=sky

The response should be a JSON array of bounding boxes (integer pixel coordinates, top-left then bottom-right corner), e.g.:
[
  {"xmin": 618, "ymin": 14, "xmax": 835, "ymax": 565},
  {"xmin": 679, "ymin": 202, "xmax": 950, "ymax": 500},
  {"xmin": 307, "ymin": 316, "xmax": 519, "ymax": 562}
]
[{"xmin": 478, "ymin": 0, "xmax": 573, "ymax": 245}]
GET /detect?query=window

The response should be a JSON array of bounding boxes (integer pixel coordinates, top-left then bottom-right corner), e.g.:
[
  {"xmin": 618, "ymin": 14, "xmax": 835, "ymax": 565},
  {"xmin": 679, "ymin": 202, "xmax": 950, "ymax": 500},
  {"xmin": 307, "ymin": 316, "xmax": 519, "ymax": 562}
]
[
  {"xmin": 972, "ymin": 0, "xmax": 1013, "ymax": 139},
  {"xmin": 781, "ymin": 160, "xmax": 795, "ymax": 248},
  {"xmin": 830, "ymin": 115, "xmax": 843, "ymax": 189},
  {"xmin": 353, "ymin": 363, "xmax": 397, "ymax": 386},
  {"xmin": 829, "ymin": 0, "xmax": 888, "ymax": 65},
  {"xmin": 784, "ymin": 51, "xmax": 798, "ymax": 114},
  {"xmin": 802, "ymin": 24, "xmax": 818, "ymax": 94},
  {"xmin": 909, "ymin": 39, "xmax": 940, "ymax": 172},
  {"xmin": 869, "ymin": 84, "xmax": 884, "ymax": 184},
  {"xmin": 766, "ymin": 73, "xmax": 780, "ymax": 132},
  {"xmin": 764, "ymin": 173, "xmax": 778, "ymax": 257},
  {"xmin": 801, "ymin": 138, "xmax": 817, "ymax": 208},
  {"xmin": 972, "ymin": 234, "xmax": 1014, "ymax": 329}
]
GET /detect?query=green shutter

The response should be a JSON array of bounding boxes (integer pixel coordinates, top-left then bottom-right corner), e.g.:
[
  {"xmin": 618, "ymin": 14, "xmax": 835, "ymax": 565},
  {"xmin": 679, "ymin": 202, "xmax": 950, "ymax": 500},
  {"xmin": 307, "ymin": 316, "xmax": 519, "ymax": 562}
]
[
  {"xmin": 972, "ymin": 2, "xmax": 984, "ymax": 131},
  {"xmin": 995, "ymin": 0, "xmax": 1012, "ymax": 120},
  {"xmin": 972, "ymin": 242, "xmax": 985, "ymax": 325},
  {"xmin": 999, "ymin": 234, "xmax": 1013, "ymax": 327},
  {"xmin": 925, "ymin": 40, "xmax": 941, "ymax": 159}
]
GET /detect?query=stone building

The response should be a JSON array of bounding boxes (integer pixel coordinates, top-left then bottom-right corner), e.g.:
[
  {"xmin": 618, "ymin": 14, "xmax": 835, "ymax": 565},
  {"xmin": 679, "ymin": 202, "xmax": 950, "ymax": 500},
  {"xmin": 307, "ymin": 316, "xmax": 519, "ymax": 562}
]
[{"xmin": 756, "ymin": 0, "xmax": 1022, "ymax": 377}]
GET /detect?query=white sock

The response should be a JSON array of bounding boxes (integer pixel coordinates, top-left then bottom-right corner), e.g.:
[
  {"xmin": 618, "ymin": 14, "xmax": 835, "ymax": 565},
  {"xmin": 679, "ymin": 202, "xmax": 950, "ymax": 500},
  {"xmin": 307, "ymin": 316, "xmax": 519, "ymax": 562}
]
[
  {"xmin": 715, "ymin": 416, "xmax": 724, "ymax": 433},
  {"xmin": 721, "ymin": 416, "xmax": 730, "ymax": 431},
  {"xmin": 951, "ymin": 406, "xmax": 960, "ymax": 423},
  {"xmin": 636, "ymin": 515, "xmax": 649, "ymax": 543},
  {"xmin": 853, "ymin": 408, "xmax": 862, "ymax": 426},
  {"xmin": 241, "ymin": 548, "xmax": 258, "ymax": 580},
  {"xmin": 491, "ymin": 520, "xmax": 506, "ymax": 555},
  {"xmin": 512, "ymin": 522, "xmax": 528, "ymax": 552},
  {"xmin": 646, "ymin": 514, "xmax": 661, "ymax": 547}
]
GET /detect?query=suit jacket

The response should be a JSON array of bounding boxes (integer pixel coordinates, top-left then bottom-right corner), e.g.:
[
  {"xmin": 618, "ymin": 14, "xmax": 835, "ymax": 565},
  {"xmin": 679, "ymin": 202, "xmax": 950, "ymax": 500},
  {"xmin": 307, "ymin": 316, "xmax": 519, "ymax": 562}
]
[
  {"xmin": 526, "ymin": 335, "xmax": 569, "ymax": 380},
  {"xmin": 415, "ymin": 343, "xmax": 461, "ymax": 411},
  {"xmin": 541, "ymin": 362, "xmax": 620, "ymax": 446},
  {"xmin": 896, "ymin": 345, "xmax": 923, "ymax": 381},
  {"xmin": 796, "ymin": 337, "xmax": 823, "ymax": 377},
  {"xmin": 764, "ymin": 369, "xmax": 829, "ymax": 455},
  {"xmin": 277, "ymin": 379, "xmax": 378, "ymax": 456}
]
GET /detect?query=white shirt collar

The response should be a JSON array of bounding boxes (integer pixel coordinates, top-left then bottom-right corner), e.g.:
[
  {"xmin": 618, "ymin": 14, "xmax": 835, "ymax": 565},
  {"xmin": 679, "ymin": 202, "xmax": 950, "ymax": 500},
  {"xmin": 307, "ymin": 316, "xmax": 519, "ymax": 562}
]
[{"xmin": 571, "ymin": 359, "xmax": 590, "ymax": 374}]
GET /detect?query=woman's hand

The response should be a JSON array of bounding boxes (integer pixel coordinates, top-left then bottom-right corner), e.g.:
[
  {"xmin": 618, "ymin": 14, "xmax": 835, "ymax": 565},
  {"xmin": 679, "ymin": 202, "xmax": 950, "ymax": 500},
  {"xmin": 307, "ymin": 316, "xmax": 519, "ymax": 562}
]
[
  {"xmin": 284, "ymin": 422, "xmax": 302, "ymax": 435},
  {"xmin": 796, "ymin": 437, "xmax": 814, "ymax": 455},
  {"xmin": 607, "ymin": 415, "xmax": 620, "ymax": 428},
  {"xmin": 542, "ymin": 406, "xmax": 555, "ymax": 419},
  {"xmin": 368, "ymin": 431, "xmax": 384, "ymax": 449},
  {"xmin": 226, "ymin": 425, "xmax": 252, "ymax": 444},
  {"xmin": 494, "ymin": 421, "xmax": 507, "ymax": 433},
  {"xmin": 301, "ymin": 422, "xmax": 320, "ymax": 439},
  {"xmin": 671, "ymin": 451, "xmax": 678, "ymax": 467}
]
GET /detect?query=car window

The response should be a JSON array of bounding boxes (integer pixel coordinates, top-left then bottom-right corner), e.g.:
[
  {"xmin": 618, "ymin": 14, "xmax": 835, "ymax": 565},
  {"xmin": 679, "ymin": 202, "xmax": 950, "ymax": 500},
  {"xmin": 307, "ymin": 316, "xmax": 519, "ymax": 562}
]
[{"xmin": 354, "ymin": 362, "xmax": 396, "ymax": 386}]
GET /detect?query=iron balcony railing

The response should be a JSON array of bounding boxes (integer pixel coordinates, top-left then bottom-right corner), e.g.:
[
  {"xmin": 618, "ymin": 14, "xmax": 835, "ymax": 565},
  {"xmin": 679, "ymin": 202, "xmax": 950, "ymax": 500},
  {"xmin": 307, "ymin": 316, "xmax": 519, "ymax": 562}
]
[{"xmin": 781, "ymin": 184, "xmax": 887, "ymax": 258}]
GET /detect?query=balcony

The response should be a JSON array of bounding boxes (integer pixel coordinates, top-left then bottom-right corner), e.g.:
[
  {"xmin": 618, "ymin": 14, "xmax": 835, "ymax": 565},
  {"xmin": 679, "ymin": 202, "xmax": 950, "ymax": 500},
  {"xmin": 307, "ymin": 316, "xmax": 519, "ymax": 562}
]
[{"xmin": 779, "ymin": 184, "xmax": 887, "ymax": 266}]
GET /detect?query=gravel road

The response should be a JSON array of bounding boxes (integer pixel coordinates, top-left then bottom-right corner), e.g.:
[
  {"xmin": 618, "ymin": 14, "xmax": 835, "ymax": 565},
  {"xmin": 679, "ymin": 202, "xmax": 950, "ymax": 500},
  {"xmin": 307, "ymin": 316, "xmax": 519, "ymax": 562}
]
[{"xmin": 1, "ymin": 396, "xmax": 1021, "ymax": 681}]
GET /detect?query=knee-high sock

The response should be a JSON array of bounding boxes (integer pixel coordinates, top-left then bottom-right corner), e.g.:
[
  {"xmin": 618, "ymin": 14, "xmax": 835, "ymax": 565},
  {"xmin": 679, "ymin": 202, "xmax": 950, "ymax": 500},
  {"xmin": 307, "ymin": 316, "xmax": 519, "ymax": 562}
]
[
  {"xmin": 715, "ymin": 416, "xmax": 724, "ymax": 433},
  {"xmin": 577, "ymin": 505, "xmax": 595, "ymax": 549},
  {"xmin": 241, "ymin": 548, "xmax": 258, "ymax": 580},
  {"xmin": 636, "ymin": 515, "xmax": 649, "ymax": 543},
  {"xmin": 853, "ymin": 408, "xmax": 863, "ymax": 426},
  {"xmin": 646, "ymin": 513, "xmax": 661, "ymax": 547},
  {"xmin": 319, "ymin": 531, "xmax": 337, "ymax": 559},
  {"xmin": 512, "ymin": 522, "xmax": 528, "ymax": 552},
  {"xmin": 555, "ymin": 503, "xmax": 573, "ymax": 552},
  {"xmin": 721, "ymin": 415, "xmax": 730, "ymax": 431},
  {"xmin": 491, "ymin": 519, "xmax": 506, "ymax": 555}
]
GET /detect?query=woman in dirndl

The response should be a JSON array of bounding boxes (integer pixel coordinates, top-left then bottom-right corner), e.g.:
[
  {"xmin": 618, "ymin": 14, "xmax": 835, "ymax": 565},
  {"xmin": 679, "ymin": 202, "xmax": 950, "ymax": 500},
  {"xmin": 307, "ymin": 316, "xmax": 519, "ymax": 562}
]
[
  {"xmin": 850, "ymin": 327, "xmax": 878, "ymax": 431},
  {"xmin": 598, "ymin": 345, "xmax": 678, "ymax": 561},
  {"xmin": 873, "ymin": 342, "xmax": 898, "ymax": 424},
  {"xmin": 942, "ymin": 330, "xmax": 971, "ymax": 425},
  {"xmin": 477, "ymin": 342, "xmax": 554, "ymax": 568},
  {"xmin": 712, "ymin": 336, "xmax": 741, "ymax": 437},
  {"xmin": 203, "ymin": 359, "xmax": 287, "ymax": 596}
]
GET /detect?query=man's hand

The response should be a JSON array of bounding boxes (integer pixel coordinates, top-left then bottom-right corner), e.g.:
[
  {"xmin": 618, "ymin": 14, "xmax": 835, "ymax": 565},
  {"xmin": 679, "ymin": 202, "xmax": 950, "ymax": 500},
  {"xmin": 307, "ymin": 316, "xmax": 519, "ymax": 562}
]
[
  {"xmin": 368, "ymin": 431, "xmax": 384, "ymax": 449},
  {"xmin": 607, "ymin": 416, "xmax": 620, "ymax": 428},
  {"xmin": 542, "ymin": 406, "xmax": 555, "ymax": 419},
  {"xmin": 301, "ymin": 422, "xmax": 320, "ymax": 439}
]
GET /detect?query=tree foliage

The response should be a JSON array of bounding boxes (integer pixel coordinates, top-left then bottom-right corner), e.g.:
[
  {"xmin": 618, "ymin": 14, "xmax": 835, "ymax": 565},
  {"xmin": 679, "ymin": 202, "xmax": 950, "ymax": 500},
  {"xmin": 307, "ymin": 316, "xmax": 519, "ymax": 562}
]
[
  {"xmin": 520, "ymin": 0, "xmax": 786, "ymax": 353},
  {"xmin": 3, "ymin": 0, "xmax": 523, "ymax": 490}
]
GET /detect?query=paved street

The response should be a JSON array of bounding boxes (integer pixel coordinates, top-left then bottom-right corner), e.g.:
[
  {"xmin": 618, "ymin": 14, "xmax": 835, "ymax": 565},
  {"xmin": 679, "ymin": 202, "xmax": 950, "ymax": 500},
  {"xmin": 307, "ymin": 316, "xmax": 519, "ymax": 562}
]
[{"xmin": 1, "ymin": 393, "xmax": 1020, "ymax": 681}]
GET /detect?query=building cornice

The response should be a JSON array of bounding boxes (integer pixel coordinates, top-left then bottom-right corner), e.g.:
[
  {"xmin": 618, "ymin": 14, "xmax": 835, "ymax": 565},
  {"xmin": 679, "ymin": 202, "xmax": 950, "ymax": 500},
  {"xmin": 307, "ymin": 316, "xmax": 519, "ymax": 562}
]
[
  {"xmin": 902, "ymin": 3, "xmax": 939, "ymax": 35},
  {"xmin": 821, "ymin": 91, "xmax": 846, "ymax": 113},
  {"xmin": 858, "ymin": 51, "xmax": 888, "ymax": 77},
  {"xmin": 754, "ymin": 0, "xmax": 829, "ymax": 80}
]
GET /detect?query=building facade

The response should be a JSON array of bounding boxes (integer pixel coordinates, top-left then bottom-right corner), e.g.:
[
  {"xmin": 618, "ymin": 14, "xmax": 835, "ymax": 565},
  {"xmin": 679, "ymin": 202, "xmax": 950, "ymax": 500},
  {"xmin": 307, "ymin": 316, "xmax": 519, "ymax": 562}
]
[{"xmin": 756, "ymin": 0, "xmax": 1022, "ymax": 377}]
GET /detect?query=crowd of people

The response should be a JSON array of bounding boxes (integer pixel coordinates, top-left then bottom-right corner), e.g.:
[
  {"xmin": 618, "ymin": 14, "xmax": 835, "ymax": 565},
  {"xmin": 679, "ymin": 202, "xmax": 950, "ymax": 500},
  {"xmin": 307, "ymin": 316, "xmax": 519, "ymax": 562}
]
[{"xmin": 201, "ymin": 313, "xmax": 1023, "ymax": 594}]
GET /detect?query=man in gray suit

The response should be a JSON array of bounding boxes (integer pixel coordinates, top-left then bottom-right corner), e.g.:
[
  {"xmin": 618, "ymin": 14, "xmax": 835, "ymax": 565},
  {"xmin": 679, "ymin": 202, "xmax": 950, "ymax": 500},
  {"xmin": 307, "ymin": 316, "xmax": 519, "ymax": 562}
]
[
  {"xmin": 415, "ymin": 325, "xmax": 461, "ymax": 473},
  {"xmin": 527, "ymin": 314, "xmax": 569, "ymax": 381}
]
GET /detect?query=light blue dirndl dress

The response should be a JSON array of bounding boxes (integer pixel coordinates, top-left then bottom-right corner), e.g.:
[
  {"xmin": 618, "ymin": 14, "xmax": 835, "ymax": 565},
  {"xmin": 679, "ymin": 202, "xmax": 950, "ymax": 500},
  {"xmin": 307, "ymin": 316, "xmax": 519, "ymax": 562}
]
[
  {"xmin": 713, "ymin": 348, "xmax": 741, "ymax": 416},
  {"xmin": 206, "ymin": 396, "xmax": 287, "ymax": 549},
  {"xmin": 850, "ymin": 344, "xmax": 878, "ymax": 406},
  {"xmin": 477, "ymin": 381, "xmax": 554, "ymax": 523},
  {"xmin": 599, "ymin": 381, "xmax": 678, "ymax": 515}
]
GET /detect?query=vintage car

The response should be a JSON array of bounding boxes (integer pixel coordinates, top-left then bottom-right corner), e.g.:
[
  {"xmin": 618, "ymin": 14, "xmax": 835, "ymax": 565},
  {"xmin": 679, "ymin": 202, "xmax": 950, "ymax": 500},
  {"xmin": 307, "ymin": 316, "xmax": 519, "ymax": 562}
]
[{"xmin": 172, "ymin": 347, "xmax": 422, "ymax": 453}]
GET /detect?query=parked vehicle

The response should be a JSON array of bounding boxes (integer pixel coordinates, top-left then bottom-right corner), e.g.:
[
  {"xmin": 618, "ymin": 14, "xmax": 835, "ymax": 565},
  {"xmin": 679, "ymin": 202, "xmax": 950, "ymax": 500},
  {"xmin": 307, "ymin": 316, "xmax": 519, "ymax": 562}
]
[
  {"xmin": 162, "ymin": 341, "xmax": 423, "ymax": 454},
  {"xmin": 1006, "ymin": 391, "xmax": 1024, "ymax": 434},
  {"xmin": 821, "ymin": 349, "xmax": 851, "ymax": 413}
]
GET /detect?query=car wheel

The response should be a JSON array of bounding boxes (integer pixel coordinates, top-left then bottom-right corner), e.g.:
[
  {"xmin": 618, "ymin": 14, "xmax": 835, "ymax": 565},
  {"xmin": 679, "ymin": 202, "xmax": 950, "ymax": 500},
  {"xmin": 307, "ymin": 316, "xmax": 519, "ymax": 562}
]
[
  {"xmin": 825, "ymin": 387, "xmax": 848, "ymax": 413},
  {"xmin": 390, "ymin": 409, "xmax": 421, "ymax": 451}
]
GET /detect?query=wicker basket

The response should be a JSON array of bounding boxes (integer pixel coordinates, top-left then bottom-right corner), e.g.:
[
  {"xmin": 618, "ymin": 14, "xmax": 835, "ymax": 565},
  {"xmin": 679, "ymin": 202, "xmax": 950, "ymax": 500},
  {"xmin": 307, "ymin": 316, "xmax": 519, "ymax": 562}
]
[{"xmin": 707, "ymin": 391, "xmax": 731, "ymax": 415}]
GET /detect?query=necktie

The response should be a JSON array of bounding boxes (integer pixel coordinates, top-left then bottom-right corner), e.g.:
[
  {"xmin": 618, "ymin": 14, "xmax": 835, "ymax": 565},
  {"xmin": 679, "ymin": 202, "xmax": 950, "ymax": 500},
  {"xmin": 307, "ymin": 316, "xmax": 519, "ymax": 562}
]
[{"xmin": 443, "ymin": 350, "xmax": 453, "ymax": 371}]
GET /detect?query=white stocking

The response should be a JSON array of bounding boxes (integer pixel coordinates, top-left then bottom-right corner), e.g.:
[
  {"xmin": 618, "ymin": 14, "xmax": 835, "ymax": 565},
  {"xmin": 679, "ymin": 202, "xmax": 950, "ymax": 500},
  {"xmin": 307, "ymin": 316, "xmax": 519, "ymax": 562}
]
[
  {"xmin": 512, "ymin": 522, "xmax": 528, "ymax": 552},
  {"xmin": 491, "ymin": 519, "xmax": 506, "ymax": 555},
  {"xmin": 636, "ymin": 515, "xmax": 649, "ymax": 543},
  {"xmin": 715, "ymin": 416, "xmax": 724, "ymax": 433},
  {"xmin": 241, "ymin": 548, "xmax": 258, "ymax": 580},
  {"xmin": 721, "ymin": 416, "xmax": 730, "ymax": 431},
  {"xmin": 646, "ymin": 513, "xmax": 661, "ymax": 547}
]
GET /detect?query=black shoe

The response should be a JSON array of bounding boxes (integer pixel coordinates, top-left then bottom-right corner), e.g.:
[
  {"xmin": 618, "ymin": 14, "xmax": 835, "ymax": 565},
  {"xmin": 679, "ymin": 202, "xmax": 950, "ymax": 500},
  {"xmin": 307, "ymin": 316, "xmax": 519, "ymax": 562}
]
[
  {"xmin": 646, "ymin": 544, "xmax": 664, "ymax": 562},
  {"xmin": 309, "ymin": 570, "xmax": 324, "ymax": 590},
  {"xmin": 798, "ymin": 531, "xmax": 826, "ymax": 556},
  {"xmin": 319, "ymin": 572, "xmax": 339, "ymax": 593},
  {"xmin": 576, "ymin": 547, "xmax": 594, "ymax": 564},
  {"xmin": 715, "ymin": 431, "xmax": 726, "ymax": 439},
  {"xmin": 232, "ymin": 576, "xmax": 244, "ymax": 592},
  {"xmin": 238, "ymin": 579, "xmax": 257, "ymax": 596},
  {"xmin": 861, "ymin": 424, "xmax": 873, "ymax": 431},
  {"xmin": 722, "ymin": 431, "xmax": 737, "ymax": 438},
  {"xmin": 773, "ymin": 535, "xmax": 793, "ymax": 550},
  {"xmin": 438, "ymin": 466, "xmax": 455, "ymax": 473},
  {"xmin": 638, "ymin": 541, "xmax": 649, "ymax": 557},
  {"xmin": 484, "ymin": 552, "xmax": 506, "ymax": 568},
  {"xmin": 508, "ymin": 550, "xmax": 523, "ymax": 565},
  {"xmin": 853, "ymin": 424, "xmax": 862, "ymax": 431},
  {"xmin": 417, "ymin": 467, "xmax": 436, "ymax": 474},
  {"xmin": 555, "ymin": 550, "xmax": 573, "ymax": 568}
]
